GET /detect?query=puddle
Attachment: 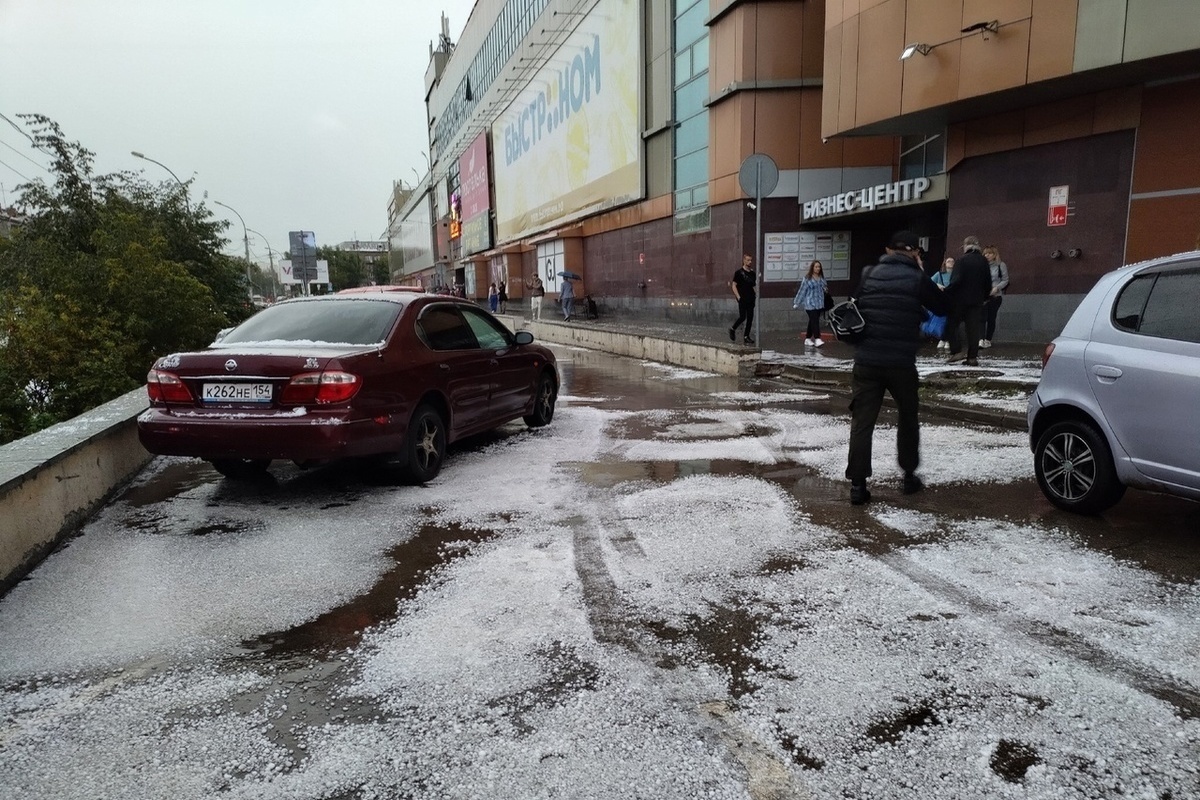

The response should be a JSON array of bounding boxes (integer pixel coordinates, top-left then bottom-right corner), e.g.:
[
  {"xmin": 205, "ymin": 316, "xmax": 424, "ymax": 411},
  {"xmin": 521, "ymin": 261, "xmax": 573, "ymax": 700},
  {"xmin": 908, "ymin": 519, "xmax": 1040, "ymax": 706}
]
[
  {"xmin": 990, "ymin": 738, "xmax": 1041, "ymax": 783},
  {"xmin": 191, "ymin": 518, "xmax": 501, "ymax": 768},
  {"xmin": 120, "ymin": 460, "xmax": 213, "ymax": 507},
  {"xmin": 645, "ymin": 602, "xmax": 775, "ymax": 698},
  {"xmin": 238, "ymin": 519, "xmax": 498, "ymax": 660}
]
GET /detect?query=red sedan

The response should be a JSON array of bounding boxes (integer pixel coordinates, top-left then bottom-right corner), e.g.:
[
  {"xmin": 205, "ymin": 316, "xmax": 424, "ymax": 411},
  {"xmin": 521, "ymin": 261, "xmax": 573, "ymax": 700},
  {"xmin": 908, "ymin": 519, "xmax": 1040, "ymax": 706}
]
[{"xmin": 137, "ymin": 288, "xmax": 558, "ymax": 482}]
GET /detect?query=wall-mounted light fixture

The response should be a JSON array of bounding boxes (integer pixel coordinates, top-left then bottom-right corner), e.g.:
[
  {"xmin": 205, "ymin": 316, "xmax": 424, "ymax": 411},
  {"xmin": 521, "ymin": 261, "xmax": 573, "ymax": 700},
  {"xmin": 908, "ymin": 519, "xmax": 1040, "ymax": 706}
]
[
  {"xmin": 899, "ymin": 18, "xmax": 1006, "ymax": 60},
  {"xmin": 961, "ymin": 20, "xmax": 1000, "ymax": 39}
]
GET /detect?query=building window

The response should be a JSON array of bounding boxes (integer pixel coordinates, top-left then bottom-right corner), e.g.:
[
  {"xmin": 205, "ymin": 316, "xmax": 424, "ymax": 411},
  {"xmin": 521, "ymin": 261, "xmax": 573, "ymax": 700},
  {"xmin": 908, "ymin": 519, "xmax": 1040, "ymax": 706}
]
[
  {"xmin": 900, "ymin": 133, "xmax": 945, "ymax": 180},
  {"xmin": 673, "ymin": 0, "xmax": 709, "ymax": 229}
]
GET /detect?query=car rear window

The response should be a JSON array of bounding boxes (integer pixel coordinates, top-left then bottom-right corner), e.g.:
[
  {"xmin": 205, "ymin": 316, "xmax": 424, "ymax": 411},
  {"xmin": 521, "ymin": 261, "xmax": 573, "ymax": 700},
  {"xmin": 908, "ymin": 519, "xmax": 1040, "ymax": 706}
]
[
  {"xmin": 220, "ymin": 299, "xmax": 402, "ymax": 346},
  {"xmin": 1113, "ymin": 265, "xmax": 1200, "ymax": 343}
]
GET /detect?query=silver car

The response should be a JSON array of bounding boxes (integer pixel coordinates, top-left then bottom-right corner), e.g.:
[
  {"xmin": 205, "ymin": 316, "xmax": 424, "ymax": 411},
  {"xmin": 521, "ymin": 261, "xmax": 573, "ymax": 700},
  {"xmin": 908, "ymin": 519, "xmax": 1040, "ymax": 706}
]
[{"xmin": 1027, "ymin": 251, "xmax": 1200, "ymax": 513}]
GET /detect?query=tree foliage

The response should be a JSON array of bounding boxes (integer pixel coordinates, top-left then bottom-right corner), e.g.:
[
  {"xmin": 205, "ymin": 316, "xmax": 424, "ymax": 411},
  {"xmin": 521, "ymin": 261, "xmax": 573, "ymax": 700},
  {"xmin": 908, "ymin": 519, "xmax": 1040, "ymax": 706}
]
[
  {"xmin": 318, "ymin": 245, "xmax": 366, "ymax": 291},
  {"xmin": 0, "ymin": 115, "xmax": 250, "ymax": 444}
]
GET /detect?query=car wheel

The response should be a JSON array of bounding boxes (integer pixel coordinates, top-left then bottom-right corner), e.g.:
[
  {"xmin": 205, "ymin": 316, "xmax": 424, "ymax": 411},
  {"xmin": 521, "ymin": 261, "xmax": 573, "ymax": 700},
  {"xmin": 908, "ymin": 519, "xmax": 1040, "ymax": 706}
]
[
  {"xmin": 1034, "ymin": 420, "xmax": 1125, "ymax": 514},
  {"xmin": 211, "ymin": 459, "xmax": 272, "ymax": 480},
  {"xmin": 402, "ymin": 405, "xmax": 446, "ymax": 484},
  {"xmin": 523, "ymin": 372, "xmax": 557, "ymax": 428}
]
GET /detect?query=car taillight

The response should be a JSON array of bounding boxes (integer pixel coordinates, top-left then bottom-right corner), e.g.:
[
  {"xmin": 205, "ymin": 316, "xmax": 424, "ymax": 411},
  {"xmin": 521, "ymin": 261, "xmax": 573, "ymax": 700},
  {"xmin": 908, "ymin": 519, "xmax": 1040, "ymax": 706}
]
[
  {"xmin": 279, "ymin": 371, "xmax": 361, "ymax": 405},
  {"xmin": 146, "ymin": 370, "xmax": 193, "ymax": 404},
  {"xmin": 1041, "ymin": 342, "xmax": 1055, "ymax": 369}
]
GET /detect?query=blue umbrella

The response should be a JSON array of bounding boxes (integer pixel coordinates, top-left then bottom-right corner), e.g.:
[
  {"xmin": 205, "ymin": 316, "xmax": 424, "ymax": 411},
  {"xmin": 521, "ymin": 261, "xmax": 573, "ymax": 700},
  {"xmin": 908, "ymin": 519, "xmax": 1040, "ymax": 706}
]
[{"xmin": 558, "ymin": 270, "xmax": 582, "ymax": 280}]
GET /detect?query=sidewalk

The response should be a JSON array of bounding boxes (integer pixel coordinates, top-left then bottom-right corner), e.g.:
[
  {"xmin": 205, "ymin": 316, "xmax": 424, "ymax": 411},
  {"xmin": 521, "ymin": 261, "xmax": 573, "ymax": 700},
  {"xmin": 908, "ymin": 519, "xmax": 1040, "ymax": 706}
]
[{"xmin": 529, "ymin": 313, "xmax": 1044, "ymax": 430}]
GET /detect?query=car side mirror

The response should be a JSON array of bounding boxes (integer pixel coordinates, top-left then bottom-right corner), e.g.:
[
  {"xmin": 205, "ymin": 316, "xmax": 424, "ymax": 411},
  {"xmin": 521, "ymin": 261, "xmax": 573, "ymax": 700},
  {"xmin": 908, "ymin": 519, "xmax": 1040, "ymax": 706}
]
[{"xmin": 514, "ymin": 330, "xmax": 534, "ymax": 345}]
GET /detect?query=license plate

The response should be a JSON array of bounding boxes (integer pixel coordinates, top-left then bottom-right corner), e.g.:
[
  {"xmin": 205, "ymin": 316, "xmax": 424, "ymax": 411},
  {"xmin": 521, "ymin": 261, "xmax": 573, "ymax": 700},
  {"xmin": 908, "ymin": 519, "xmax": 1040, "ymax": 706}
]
[{"xmin": 202, "ymin": 382, "xmax": 273, "ymax": 403}]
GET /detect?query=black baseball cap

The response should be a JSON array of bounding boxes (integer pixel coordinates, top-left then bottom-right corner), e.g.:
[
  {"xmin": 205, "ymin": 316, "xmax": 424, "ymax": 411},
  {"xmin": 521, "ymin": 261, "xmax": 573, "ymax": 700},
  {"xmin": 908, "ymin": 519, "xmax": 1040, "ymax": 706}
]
[{"xmin": 888, "ymin": 230, "xmax": 920, "ymax": 252}]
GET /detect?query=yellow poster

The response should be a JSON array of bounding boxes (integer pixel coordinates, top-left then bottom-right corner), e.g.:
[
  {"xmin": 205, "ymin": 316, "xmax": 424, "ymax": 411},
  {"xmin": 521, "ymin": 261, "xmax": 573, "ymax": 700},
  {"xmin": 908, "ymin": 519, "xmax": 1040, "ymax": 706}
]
[{"xmin": 492, "ymin": 0, "xmax": 641, "ymax": 242}]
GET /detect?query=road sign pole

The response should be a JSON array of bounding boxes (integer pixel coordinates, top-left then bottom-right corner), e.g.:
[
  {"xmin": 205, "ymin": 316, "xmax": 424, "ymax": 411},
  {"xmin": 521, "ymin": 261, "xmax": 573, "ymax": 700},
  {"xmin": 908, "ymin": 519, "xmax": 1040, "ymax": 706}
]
[
  {"xmin": 754, "ymin": 169, "xmax": 763, "ymax": 347},
  {"xmin": 738, "ymin": 154, "xmax": 778, "ymax": 350}
]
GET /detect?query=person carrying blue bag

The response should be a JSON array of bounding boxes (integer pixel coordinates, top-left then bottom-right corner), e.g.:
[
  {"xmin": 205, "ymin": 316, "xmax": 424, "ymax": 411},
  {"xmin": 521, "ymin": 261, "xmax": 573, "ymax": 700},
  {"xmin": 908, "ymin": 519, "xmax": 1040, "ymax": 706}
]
[{"xmin": 923, "ymin": 257, "xmax": 952, "ymax": 347}]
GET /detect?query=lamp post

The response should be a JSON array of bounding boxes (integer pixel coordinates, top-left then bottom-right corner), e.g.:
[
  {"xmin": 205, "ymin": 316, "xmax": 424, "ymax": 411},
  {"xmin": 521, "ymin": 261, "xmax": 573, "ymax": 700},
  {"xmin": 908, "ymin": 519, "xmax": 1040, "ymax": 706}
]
[
  {"xmin": 246, "ymin": 227, "xmax": 277, "ymax": 301},
  {"xmin": 214, "ymin": 200, "xmax": 253, "ymax": 301},
  {"xmin": 131, "ymin": 150, "xmax": 190, "ymax": 213}
]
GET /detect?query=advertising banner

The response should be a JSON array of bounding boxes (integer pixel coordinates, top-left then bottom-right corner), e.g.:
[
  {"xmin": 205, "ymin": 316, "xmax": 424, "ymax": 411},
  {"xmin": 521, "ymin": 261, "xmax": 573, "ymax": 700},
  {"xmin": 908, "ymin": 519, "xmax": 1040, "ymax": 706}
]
[
  {"xmin": 491, "ymin": 0, "xmax": 641, "ymax": 242},
  {"xmin": 277, "ymin": 259, "xmax": 330, "ymax": 286},
  {"xmin": 458, "ymin": 132, "xmax": 493, "ymax": 256}
]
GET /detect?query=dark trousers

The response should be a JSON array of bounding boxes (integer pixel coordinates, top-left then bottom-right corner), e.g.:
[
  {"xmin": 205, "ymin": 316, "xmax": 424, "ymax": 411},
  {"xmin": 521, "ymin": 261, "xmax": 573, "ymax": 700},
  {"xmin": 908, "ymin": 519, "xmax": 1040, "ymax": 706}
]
[
  {"xmin": 946, "ymin": 303, "xmax": 983, "ymax": 358},
  {"xmin": 984, "ymin": 295, "xmax": 1003, "ymax": 340},
  {"xmin": 846, "ymin": 363, "xmax": 920, "ymax": 483},
  {"xmin": 805, "ymin": 309, "xmax": 822, "ymax": 340},
  {"xmin": 731, "ymin": 298, "xmax": 756, "ymax": 337}
]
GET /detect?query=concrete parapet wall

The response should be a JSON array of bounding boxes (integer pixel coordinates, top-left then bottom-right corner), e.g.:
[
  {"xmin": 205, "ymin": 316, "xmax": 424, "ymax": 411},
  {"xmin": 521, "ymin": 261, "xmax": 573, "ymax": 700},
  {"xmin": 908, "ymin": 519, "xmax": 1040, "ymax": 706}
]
[
  {"xmin": 0, "ymin": 388, "xmax": 151, "ymax": 594},
  {"xmin": 511, "ymin": 317, "xmax": 759, "ymax": 378}
]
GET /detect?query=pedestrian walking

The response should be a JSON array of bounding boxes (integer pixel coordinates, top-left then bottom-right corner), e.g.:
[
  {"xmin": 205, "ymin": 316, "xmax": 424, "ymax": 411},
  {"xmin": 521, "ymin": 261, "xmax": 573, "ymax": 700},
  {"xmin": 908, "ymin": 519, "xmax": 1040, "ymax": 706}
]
[
  {"xmin": 728, "ymin": 254, "xmax": 757, "ymax": 345},
  {"xmin": 944, "ymin": 235, "xmax": 992, "ymax": 365},
  {"xmin": 844, "ymin": 230, "xmax": 950, "ymax": 506},
  {"xmin": 526, "ymin": 276, "xmax": 545, "ymax": 320},
  {"xmin": 487, "ymin": 282, "xmax": 498, "ymax": 313},
  {"xmin": 498, "ymin": 281, "xmax": 509, "ymax": 314},
  {"xmin": 559, "ymin": 274, "xmax": 576, "ymax": 321},
  {"xmin": 931, "ymin": 257, "xmax": 953, "ymax": 350},
  {"xmin": 792, "ymin": 260, "xmax": 828, "ymax": 347},
  {"xmin": 980, "ymin": 245, "xmax": 1009, "ymax": 348}
]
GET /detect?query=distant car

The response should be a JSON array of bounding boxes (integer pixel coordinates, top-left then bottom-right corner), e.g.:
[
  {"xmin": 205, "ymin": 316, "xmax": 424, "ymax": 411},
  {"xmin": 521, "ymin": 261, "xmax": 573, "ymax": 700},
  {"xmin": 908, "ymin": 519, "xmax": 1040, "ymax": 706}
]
[
  {"xmin": 138, "ymin": 292, "xmax": 558, "ymax": 482},
  {"xmin": 1027, "ymin": 251, "xmax": 1200, "ymax": 513}
]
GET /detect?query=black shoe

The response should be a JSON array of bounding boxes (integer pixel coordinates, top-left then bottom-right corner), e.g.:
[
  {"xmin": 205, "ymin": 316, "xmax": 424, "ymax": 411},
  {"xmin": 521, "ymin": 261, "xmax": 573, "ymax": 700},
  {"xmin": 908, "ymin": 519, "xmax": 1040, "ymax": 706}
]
[
  {"xmin": 946, "ymin": 353, "xmax": 966, "ymax": 364},
  {"xmin": 964, "ymin": 358, "xmax": 979, "ymax": 366},
  {"xmin": 850, "ymin": 482, "xmax": 871, "ymax": 505},
  {"xmin": 728, "ymin": 327, "xmax": 736, "ymax": 342},
  {"xmin": 743, "ymin": 336, "xmax": 756, "ymax": 345},
  {"xmin": 902, "ymin": 472, "xmax": 924, "ymax": 495}
]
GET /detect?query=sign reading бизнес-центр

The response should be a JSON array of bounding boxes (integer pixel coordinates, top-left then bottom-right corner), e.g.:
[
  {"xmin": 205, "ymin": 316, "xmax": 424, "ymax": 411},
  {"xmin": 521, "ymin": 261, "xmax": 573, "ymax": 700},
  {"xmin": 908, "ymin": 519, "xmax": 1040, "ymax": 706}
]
[{"xmin": 802, "ymin": 177, "xmax": 933, "ymax": 221}]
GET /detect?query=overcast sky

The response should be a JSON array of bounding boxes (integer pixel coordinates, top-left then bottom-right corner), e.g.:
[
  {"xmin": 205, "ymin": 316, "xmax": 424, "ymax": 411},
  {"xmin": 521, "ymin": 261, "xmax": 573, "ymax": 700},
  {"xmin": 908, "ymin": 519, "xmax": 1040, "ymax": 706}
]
[{"xmin": 0, "ymin": 0, "xmax": 477, "ymax": 260}]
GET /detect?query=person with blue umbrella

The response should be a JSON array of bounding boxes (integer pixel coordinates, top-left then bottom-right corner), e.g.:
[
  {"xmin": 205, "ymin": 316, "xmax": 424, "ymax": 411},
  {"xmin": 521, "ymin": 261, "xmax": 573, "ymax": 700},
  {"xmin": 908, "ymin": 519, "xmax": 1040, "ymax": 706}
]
[{"xmin": 558, "ymin": 271, "xmax": 578, "ymax": 321}]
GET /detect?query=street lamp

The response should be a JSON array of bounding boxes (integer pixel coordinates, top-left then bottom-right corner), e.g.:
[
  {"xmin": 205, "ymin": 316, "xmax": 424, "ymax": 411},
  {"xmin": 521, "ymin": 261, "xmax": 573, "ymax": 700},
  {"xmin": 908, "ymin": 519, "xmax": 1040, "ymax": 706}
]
[
  {"xmin": 130, "ymin": 150, "xmax": 190, "ymax": 213},
  {"xmin": 246, "ymin": 227, "xmax": 278, "ymax": 301},
  {"xmin": 214, "ymin": 200, "xmax": 253, "ymax": 301}
]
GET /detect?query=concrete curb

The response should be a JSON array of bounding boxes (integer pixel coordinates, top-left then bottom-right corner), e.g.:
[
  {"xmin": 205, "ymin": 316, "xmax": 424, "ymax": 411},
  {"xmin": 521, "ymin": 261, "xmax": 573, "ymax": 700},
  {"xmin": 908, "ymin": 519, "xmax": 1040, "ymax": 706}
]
[
  {"xmin": 0, "ymin": 388, "xmax": 151, "ymax": 594},
  {"xmin": 509, "ymin": 316, "xmax": 761, "ymax": 378}
]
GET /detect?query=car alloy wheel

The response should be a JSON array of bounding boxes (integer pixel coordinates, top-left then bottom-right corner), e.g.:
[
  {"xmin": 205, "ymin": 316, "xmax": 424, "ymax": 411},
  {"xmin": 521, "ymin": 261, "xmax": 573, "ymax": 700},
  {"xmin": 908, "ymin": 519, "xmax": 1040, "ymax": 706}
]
[
  {"xmin": 1034, "ymin": 420, "xmax": 1125, "ymax": 514},
  {"xmin": 403, "ymin": 404, "xmax": 446, "ymax": 484},
  {"xmin": 524, "ymin": 372, "xmax": 557, "ymax": 428}
]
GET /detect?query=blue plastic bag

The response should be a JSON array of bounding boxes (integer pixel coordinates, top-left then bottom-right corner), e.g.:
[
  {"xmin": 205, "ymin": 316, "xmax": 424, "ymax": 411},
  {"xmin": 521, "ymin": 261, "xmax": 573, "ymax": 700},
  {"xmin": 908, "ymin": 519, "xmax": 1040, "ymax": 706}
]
[{"xmin": 921, "ymin": 310, "xmax": 946, "ymax": 339}]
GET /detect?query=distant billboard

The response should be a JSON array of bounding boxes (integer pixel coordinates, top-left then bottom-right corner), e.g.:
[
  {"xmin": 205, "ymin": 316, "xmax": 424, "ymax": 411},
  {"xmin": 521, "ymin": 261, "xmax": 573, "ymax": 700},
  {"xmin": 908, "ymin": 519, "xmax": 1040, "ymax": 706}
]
[
  {"xmin": 277, "ymin": 259, "xmax": 329, "ymax": 285},
  {"xmin": 288, "ymin": 230, "xmax": 318, "ymax": 282},
  {"xmin": 491, "ymin": 0, "xmax": 641, "ymax": 242}
]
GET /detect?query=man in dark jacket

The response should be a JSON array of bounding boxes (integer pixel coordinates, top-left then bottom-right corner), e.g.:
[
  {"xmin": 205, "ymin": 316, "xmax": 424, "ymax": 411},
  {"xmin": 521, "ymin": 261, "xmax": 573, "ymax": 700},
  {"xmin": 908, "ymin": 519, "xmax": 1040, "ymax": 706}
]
[
  {"xmin": 845, "ymin": 230, "xmax": 950, "ymax": 505},
  {"xmin": 945, "ymin": 235, "xmax": 992, "ymax": 365}
]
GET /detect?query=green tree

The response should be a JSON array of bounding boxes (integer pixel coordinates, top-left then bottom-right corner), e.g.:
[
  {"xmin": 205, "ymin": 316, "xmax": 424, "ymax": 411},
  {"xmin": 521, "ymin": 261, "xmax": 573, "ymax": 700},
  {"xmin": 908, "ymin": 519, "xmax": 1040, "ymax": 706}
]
[
  {"xmin": 371, "ymin": 252, "xmax": 390, "ymax": 286},
  {"xmin": 0, "ymin": 115, "xmax": 242, "ymax": 444},
  {"xmin": 319, "ymin": 245, "xmax": 366, "ymax": 291}
]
